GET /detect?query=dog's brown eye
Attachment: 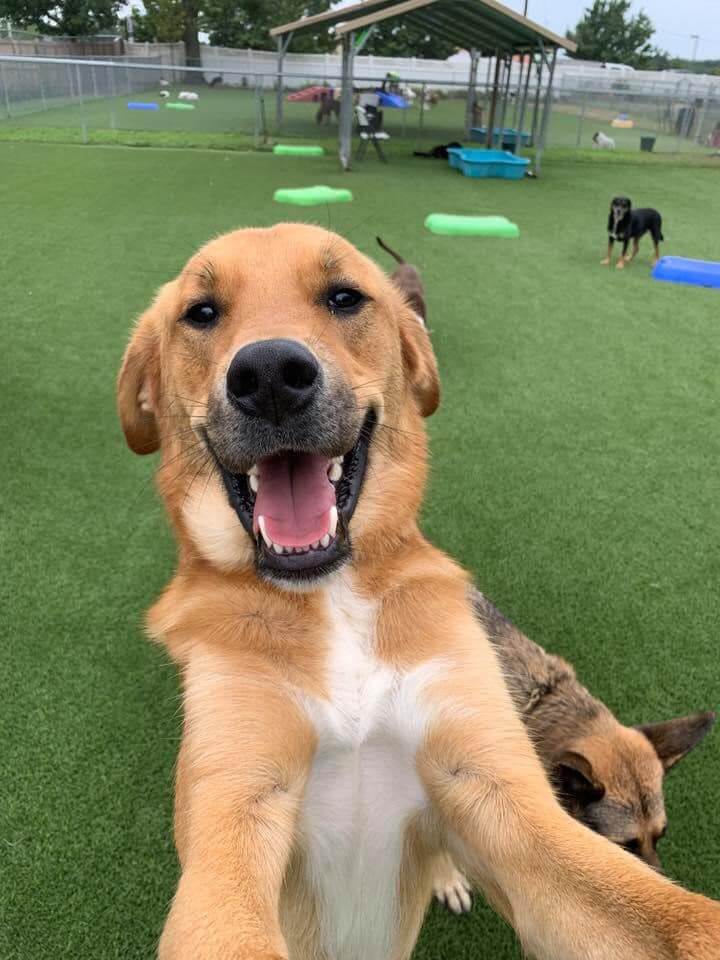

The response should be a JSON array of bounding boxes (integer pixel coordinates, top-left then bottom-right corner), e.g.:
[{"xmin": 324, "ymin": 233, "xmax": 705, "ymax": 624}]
[
  {"xmin": 622, "ymin": 839, "xmax": 641, "ymax": 855},
  {"xmin": 184, "ymin": 302, "xmax": 219, "ymax": 327},
  {"xmin": 328, "ymin": 288, "xmax": 364, "ymax": 313}
]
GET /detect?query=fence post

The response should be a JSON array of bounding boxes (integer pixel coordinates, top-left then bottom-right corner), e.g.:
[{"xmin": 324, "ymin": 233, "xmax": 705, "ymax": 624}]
[
  {"xmin": 75, "ymin": 63, "xmax": 87, "ymax": 143},
  {"xmin": 253, "ymin": 79, "xmax": 260, "ymax": 147},
  {"xmin": 575, "ymin": 82, "xmax": 587, "ymax": 147},
  {"xmin": 38, "ymin": 62, "xmax": 47, "ymax": 112},
  {"xmin": 0, "ymin": 61, "xmax": 11, "ymax": 119},
  {"xmin": 695, "ymin": 82, "xmax": 711, "ymax": 144},
  {"xmin": 418, "ymin": 81, "xmax": 426, "ymax": 142},
  {"xmin": 109, "ymin": 64, "xmax": 117, "ymax": 130}
]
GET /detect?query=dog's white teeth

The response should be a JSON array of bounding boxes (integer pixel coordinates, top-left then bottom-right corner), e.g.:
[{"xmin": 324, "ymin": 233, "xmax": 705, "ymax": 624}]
[
  {"xmin": 320, "ymin": 533, "xmax": 331, "ymax": 548},
  {"xmin": 249, "ymin": 473, "xmax": 259, "ymax": 493},
  {"xmin": 328, "ymin": 505, "xmax": 338, "ymax": 539},
  {"xmin": 328, "ymin": 462, "xmax": 342, "ymax": 483},
  {"xmin": 311, "ymin": 539, "xmax": 321, "ymax": 549},
  {"xmin": 272, "ymin": 542, "xmax": 284, "ymax": 554},
  {"xmin": 257, "ymin": 516, "xmax": 272, "ymax": 550},
  {"xmin": 248, "ymin": 464, "xmax": 259, "ymax": 476}
]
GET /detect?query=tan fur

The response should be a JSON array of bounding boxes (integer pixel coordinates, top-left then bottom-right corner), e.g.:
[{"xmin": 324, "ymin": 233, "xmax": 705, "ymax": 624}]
[{"xmin": 118, "ymin": 224, "xmax": 720, "ymax": 960}]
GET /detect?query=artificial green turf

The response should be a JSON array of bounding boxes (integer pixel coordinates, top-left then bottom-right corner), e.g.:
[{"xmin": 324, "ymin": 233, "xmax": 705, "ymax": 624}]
[{"xmin": 1, "ymin": 142, "xmax": 718, "ymax": 960}]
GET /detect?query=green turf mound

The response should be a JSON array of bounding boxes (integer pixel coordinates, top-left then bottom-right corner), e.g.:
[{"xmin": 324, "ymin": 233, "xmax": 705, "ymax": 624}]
[
  {"xmin": 273, "ymin": 144, "xmax": 325, "ymax": 156},
  {"xmin": 425, "ymin": 213, "xmax": 519, "ymax": 237},
  {"xmin": 273, "ymin": 185, "xmax": 353, "ymax": 206}
]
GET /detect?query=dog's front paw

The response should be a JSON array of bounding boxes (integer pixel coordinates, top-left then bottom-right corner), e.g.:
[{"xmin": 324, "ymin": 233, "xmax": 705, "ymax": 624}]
[
  {"xmin": 616, "ymin": 259, "xmax": 625, "ymax": 270},
  {"xmin": 600, "ymin": 257, "xmax": 611, "ymax": 266},
  {"xmin": 433, "ymin": 866, "xmax": 472, "ymax": 915}
]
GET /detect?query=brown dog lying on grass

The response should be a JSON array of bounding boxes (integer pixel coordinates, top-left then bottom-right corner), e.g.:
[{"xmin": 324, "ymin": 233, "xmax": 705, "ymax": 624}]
[
  {"xmin": 433, "ymin": 588, "xmax": 715, "ymax": 913},
  {"xmin": 118, "ymin": 224, "xmax": 720, "ymax": 960}
]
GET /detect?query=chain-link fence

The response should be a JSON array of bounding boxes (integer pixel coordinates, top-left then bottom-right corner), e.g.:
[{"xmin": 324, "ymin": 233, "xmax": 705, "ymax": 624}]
[
  {"xmin": 552, "ymin": 77, "xmax": 720, "ymax": 154},
  {"xmin": 1, "ymin": 54, "xmax": 718, "ymax": 158}
]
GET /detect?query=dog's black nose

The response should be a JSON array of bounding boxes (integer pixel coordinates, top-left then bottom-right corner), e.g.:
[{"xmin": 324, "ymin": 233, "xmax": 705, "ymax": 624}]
[{"xmin": 226, "ymin": 339, "xmax": 320, "ymax": 424}]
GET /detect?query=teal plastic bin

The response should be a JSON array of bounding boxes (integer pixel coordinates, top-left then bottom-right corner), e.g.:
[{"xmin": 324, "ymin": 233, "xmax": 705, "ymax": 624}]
[{"xmin": 447, "ymin": 148, "xmax": 529, "ymax": 180}]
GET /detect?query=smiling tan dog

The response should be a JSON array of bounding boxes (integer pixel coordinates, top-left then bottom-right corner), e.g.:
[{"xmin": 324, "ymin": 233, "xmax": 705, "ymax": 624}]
[{"xmin": 118, "ymin": 224, "xmax": 720, "ymax": 960}]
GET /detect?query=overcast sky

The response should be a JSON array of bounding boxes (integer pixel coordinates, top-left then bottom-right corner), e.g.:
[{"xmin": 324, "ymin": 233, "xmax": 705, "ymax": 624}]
[{"xmin": 503, "ymin": 0, "xmax": 720, "ymax": 60}]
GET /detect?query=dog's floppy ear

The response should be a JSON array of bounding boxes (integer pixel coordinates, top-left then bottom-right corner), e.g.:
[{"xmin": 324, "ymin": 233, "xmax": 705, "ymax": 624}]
[
  {"xmin": 554, "ymin": 751, "xmax": 606, "ymax": 808},
  {"xmin": 117, "ymin": 282, "xmax": 175, "ymax": 455},
  {"xmin": 399, "ymin": 308, "xmax": 440, "ymax": 417},
  {"xmin": 637, "ymin": 711, "xmax": 716, "ymax": 773}
]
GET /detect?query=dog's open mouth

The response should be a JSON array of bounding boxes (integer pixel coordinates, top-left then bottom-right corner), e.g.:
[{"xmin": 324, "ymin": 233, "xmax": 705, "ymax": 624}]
[{"xmin": 218, "ymin": 409, "xmax": 376, "ymax": 583}]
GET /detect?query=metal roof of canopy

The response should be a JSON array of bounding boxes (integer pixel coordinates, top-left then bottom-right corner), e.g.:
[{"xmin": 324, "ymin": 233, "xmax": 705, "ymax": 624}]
[{"xmin": 270, "ymin": 0, "xmax": 576, "ymax": 55}]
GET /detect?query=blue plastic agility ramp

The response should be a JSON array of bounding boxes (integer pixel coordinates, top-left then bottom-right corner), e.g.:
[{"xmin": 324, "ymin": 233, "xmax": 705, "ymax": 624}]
[{"xmin": 652, "ymin": 256, "xmax": 720, "ymax": 289}]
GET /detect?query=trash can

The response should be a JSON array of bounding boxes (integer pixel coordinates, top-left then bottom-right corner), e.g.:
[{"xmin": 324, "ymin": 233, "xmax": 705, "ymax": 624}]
[{"xmin": 640, "ymin": 136, "xmax": 656, "ymax": 152}]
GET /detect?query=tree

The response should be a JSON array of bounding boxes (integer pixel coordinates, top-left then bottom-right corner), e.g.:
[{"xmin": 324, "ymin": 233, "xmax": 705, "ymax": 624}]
[
  {"xmin": 566, "ymin": 0, "xmax": 660, "ymax": 69},
  {"xmin": 201, "ymin": 0, "xmax": 335, "ymax": 52},
  {"xmin": 130, "ymin": 0, "xmax": 183, "ymax": 42},
  {"xmin": 0, "ymin": 0, "xmax": 119, "ymax": 35}
]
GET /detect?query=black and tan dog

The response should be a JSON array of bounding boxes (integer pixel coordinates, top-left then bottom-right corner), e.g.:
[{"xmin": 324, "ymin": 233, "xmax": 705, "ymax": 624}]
[
  {"xmin": 603, "ymin": 195, "xmax": 664, "ymax": 269},
  {"xmin": 432, "ymin": 589, "xmax": 715, "ymax": 913}
]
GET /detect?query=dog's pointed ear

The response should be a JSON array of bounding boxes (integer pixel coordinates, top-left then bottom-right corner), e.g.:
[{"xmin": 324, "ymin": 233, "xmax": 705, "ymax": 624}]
[
  {"xmin": 554, "ymin": 751, "xmax": 606, "ymax": 808},
  {"xmin": 637, "ymin": 711, "xmax": 716, "ymax": 773},
  {"xmin": 117, "ymin": 282, "xmax": 175, "ymax": 455},
  {"xmin": 399, "ymin": 308, "xmax": 440, "ymax": 417}
]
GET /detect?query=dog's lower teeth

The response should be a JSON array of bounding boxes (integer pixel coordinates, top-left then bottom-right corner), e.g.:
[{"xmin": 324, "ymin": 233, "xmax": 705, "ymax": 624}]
[
  {"xmin": 328, "ymin": 462, "xmax": 342, "ymax": 483},
  {"xmin": 320, "ymin": 533, "xmax": 330, "ymax": 548}
]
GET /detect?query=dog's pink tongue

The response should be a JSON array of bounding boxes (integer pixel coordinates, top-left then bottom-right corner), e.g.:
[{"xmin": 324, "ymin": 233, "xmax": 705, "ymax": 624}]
[{"xmin": 254, "ymin": 453, "xmax": 335, "ymax": 547}]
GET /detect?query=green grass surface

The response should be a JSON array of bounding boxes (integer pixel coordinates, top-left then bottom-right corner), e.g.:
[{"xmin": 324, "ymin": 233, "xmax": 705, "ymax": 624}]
[{"xmin": 1, "ymin": 142, "xmax": 719, "ymax": 959}]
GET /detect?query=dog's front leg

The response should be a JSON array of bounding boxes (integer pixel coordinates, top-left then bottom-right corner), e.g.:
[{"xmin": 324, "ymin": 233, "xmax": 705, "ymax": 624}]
[
  {"xmin": 159, "ymin": 653, "xmax": 314, "ymax": 960},
  {"xmin": 601, "ymin": 238, "xmax": 614, "ymax": 265},
  {"xmin": 617, "ymin": 236, "xmax": 631, "ymax": 269},
  {"xmin": 413, "ymin": 609, "xmax": 720, "ymax": 960}
]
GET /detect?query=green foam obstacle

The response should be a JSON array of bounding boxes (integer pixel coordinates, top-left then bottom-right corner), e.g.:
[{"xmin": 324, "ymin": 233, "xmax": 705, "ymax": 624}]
[
  {"xmin": 165, "ymin": 102, "xmax": 195, "ymax": 110},
  {"xmin": 273, "ymin": 185, "xmax": 353, "ymax": 206},
  {"xmin": 273, "ymin": 144, "xmax": 325, "ymax": 156},
  {"xmin": 424, "ymin": 213, "xmax": 520, "ymax": 238}
]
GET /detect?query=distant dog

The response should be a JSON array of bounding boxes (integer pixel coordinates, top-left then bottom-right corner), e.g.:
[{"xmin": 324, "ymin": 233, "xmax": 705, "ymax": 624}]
[
  {"xmin": 178, "ymin": 91, "xmax": 199, "ymax": 102},
  {"xmin": 160, "ymin": 90, "xmax": 170, "ymax": 100},
  {"xmin": 376, "ymin": 237, "xmax": 427, "ymax": 325},
  {"xmin": 315, "ymin": 93, "xmax": 340, "ymax": 125},
  {"xmin": 603, "ymin": 195, "xmax": 664, "ymax": 269},
  {"xmin": 592, "ymin": 131, "xmax": 616, "ymax": 150},
  {"xmin": 433, "ymin": 588, "xmax": 715, "ymax": 913}
]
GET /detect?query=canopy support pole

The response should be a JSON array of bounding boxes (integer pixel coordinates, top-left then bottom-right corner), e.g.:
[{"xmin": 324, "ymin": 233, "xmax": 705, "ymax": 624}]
[
  {"xmin": 275, "ymin": 32, "xmax": 293, "ymax": 131},
  {"xmin": 464, "ymin": 47, "xmax": 480, "ymax": 137},
  {"xmin": 339, "ymin": 32, "xmax": 355, "ymax": 171}
]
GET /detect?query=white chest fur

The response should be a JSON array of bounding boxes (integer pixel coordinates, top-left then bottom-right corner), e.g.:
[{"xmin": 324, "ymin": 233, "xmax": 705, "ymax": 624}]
[{"xmin": 298, "ymin": 578, "xmax": 433, "ymax": 960}]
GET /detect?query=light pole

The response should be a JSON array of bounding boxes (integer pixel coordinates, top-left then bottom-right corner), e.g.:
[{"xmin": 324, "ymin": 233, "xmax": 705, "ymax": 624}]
[{"xmin": 690, "ymin": 34, "xmax": 700, "ymax": 61}]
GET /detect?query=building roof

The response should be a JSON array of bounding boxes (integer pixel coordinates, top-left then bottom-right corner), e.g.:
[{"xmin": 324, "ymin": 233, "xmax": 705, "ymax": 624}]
[{"xmin": 270, "ymin": 0, "xmax": 576, "ymax": 55}]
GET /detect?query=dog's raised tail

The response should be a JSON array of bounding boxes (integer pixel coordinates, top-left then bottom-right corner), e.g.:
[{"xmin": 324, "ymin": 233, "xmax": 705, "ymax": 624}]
[{"xmin": 376, "ymin": 236, "xmax": 405, "ymax": 264}]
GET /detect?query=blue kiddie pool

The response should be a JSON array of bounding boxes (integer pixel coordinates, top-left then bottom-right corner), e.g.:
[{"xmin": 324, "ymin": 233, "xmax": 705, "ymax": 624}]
[
  {"xmin": 447, "ymin": 148, "xmax": 529, "ymax": 180},
  {"xmin": 652, "ymin": 256, "xmax": 720, "ymax": 289},
  {"xmin": 471, "ymin": 126, "xmax": 531, "ymax": 147},
  {"xmin": 127, "ymin": 101, "xmax": 159, "ymax": 110}
]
